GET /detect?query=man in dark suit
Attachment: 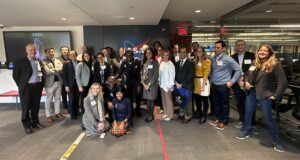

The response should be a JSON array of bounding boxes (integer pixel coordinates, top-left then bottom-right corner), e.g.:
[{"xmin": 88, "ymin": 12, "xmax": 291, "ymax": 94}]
[
  {"xmin": 175, "ymin": 48, "xmax": 195, "ymax": 123},
  {"xmin": 57, "ymin": 46, "xmax": 69, "ymax": 114},
  {"xmin": 13, "ymin": 43, "xmax": 45, "ymax": 135},
  {"xmin": 231, "ymin": 40, "xmax": 255, "ymax": 129},
  {"xmin": 62, "ymin": 50, "xmax": 79, "ymax": 120}
]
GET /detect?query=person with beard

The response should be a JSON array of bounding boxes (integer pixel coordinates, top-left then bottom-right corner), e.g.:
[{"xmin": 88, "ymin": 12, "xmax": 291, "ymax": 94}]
[{"xmin": 42, "ymin": 48, "xmax": 65, "ymax": 123}]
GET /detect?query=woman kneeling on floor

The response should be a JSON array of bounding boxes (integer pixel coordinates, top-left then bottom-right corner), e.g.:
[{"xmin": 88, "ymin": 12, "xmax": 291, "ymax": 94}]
[
  {"xmin": 109, "ymin": 85, "xmax": 132, "ymax": 137},
  {"xmin": 82, "ymin": 83, "xmax": 110, "ymax": 137}
]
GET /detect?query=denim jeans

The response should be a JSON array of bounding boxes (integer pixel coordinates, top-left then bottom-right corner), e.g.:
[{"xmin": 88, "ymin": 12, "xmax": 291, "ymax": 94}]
[
  {"xmin": 244, "ymin": 89, "xmax": 281, "ymax": 144},
  {"xmin": 212, "ymin": 84, "xmax": 230, "ymax": 124},
  {"xmin": 244, "ymin": 89, "xmax": 256, "ymax": 131}
]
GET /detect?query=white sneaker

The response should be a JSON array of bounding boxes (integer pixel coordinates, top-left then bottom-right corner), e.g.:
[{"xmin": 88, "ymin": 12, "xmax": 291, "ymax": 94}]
[
  {"xmin": 164, "ymin": 117, "xmax": 171, "ymax": 121},
  {"xmin": 234, "ymin": 122, "xmax": 243, "ymax": 129},
  {"xmin": 162, "ymin": 114, "xmax": 167, "ymax": 118}
]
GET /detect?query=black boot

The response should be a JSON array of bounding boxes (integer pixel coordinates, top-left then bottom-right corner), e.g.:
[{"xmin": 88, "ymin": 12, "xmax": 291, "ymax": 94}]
[
  {"xmin": 145, "ymin": 101, "xmax": 154, "ymax": 122},
  {"xmin": 199, "ymin": 115, "xmax": 207, "ymax": 124}
]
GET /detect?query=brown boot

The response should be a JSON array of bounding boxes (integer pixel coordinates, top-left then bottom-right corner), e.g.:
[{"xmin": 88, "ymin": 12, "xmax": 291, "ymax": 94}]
[
  {"xmin": 47, "ymin": 116, "xmax": 53, "ymax": 123},
  {"xmin": 55, "ymin": 113, "xmax": 65, "ymax": 119},
  {"xmin": 63, "ymin": 108, "xmax": 69, "ymax": 114}
]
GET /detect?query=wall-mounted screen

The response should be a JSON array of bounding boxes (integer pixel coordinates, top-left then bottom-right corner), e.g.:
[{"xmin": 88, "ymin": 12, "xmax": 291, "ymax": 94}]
[{"xmin": 3, "ymin": 31, "xmax": 72, "ymax": 69}]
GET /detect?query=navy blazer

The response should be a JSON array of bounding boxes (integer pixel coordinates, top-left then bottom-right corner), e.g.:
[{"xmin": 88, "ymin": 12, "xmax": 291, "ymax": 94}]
[
  {"xmin": 175, "ymin": 59, "xmax": 195, "ymax": 90},
  {"xmin": 62, "ymin": 60, "xmax": 76, "ymax": 87}
]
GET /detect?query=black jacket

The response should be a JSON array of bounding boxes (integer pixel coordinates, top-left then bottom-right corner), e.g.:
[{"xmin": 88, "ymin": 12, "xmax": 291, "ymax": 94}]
[
  {"xmin": 12, "ymin": 57, "xmax": 44, "ymax": 95},
  {"xmin": 62, "ymin": 60, "xmax": 77, "ymax": 87},
  {"xmin": 245, "ymin": 62, "xmax": 288, "ymax": 100},
  {"xmin": 118, "ymin": 59, "xmax": 141, "ymax": 83},
  {"xmin": 93, "ymin": 61, "xmax": 112, "ymax": 86},
  {"xmin": 175, "ymin": 59, "xmax": 195, "ymax": 90},
  {"xmin": 231, "ymin": 51, "xmax": 255, "ymax": 74}
]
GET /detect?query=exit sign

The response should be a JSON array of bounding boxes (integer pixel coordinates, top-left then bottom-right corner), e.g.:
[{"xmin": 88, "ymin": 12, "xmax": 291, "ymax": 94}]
[{"xmin": 178, "ymin": 28, "xmax": 188, "ymax": 36}]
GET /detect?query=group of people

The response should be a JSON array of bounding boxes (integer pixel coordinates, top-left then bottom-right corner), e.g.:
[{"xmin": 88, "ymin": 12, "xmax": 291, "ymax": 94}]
[{"xmin": 12, "ymin": 39, "xmax": 287, "ymax": 152}]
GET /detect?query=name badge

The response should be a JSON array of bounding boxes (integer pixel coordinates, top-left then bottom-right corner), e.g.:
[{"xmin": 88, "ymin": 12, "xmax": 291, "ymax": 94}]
[
  {"xmin": 248, "ymin": 66, "xmax": 256, "ymax": 71},
  {"xmin": 197, "ymin": 62, "xmax": 202, "ymax": 66},
  {"xmin": 91, "ymin": 100, "xmax": 97, "ymax": 106},
  {"xmin": 217, "ymin": 61, "xmax": 223, "ymax": 66},
  {"xmin": 135, "ymin": 66, "xmax": 138, "ymax": 68},
  {"xmin": 38, "ymin": 72, "xmax": 43, "ymax": 77},
  {"xmin": 148, "ymin": 65, "xmax": 153, "ymax": 69},
  {"xmin": 110, "ymin": 93, "xmax": 114, "ymax": 97},
  {"xmin": 244, "ymin": 59, "xmax": 251, "ymax": 64},
  {"xmin": 190, "ymin": 56, "xmax": 194, "ymax": 59},
  {"xmin": 101, "ymin": 65, "xmax": 106, "ymax": 70}
]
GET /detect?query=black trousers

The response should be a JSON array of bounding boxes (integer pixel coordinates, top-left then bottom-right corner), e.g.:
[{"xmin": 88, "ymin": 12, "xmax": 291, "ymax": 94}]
[
  {"xmin": 61, "ymin": 84, "xmax": 68, "ymax": 109},
  {"xmin": 126, "ymin": 80, "xmax": 141, "ymax": 113},
  {"xmin": 194, "ymin": 94, "xmax": 209, "ymax": 118},
  {"xmin": 79, "ymin": 84, "xmax": 91, "ymax": 114},
  {"xmin": 19, "ymin": 82, "xmax": 43, "ymax": 129},
  {"xmin": 232, "ymin": 84, "xmax": 245, "ymax": 122},
  {"xmin": 68, "ymin": 82, "xmax": 79, "ymax": 119}
]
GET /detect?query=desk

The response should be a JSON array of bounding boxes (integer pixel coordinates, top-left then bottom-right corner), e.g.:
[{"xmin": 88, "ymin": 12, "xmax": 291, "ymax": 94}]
[{"xmin": 0, "ymin": 90, "xmax": 46, "ymax": 109}]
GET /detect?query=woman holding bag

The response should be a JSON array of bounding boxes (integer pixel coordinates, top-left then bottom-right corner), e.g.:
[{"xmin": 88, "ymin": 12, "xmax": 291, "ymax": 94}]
[{"xmin": 193, "ymin": 47, "xmax": 211, "ymax": 124}]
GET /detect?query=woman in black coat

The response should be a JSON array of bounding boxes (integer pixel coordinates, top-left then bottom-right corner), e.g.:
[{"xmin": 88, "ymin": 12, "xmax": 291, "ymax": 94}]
[{"xmin": 94, "ymin": 52, "xmax": 112, "ymax": 86}]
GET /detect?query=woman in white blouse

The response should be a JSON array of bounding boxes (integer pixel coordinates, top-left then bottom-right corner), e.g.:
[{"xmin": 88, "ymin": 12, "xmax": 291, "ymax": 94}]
[{"xmin": 159, "ymin": 49, "xmax": 175, "ymax": 121}]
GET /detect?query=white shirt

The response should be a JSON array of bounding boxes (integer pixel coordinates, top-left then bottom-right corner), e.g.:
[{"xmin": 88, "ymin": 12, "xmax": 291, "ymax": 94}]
[
  {"xmin": 173, "ymin": 53, "xmax": 180, "ymax": 62},
  {"xmin": 179, "ymin": 57, "xmax": 187, "ymax": 67},
  {"xmin": 159, "ymin": 61, "xmax": 175, "ymax": 92},
  {"xmin": 238, "ymin": 52, "xmax": 245, "ymax": 67}
]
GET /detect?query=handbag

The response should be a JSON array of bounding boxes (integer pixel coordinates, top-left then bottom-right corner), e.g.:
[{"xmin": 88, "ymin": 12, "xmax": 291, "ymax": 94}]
[
  {"xmin": 172, "ymin": 88, "xmax": 185, "ymax": 106},
  {"xmin": 200, "ymin": 78, "xmax": 210, "ymax": 96}
]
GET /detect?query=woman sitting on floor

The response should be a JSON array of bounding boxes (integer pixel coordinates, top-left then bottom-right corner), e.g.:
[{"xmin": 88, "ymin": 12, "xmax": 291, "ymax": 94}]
[
  {"xmin": 82, "ymin": 83, "xmax": 110, "ymax": 137},
  {"xmin": 109, "ymin": 85, "xmax": 132, "ymax": 137}
]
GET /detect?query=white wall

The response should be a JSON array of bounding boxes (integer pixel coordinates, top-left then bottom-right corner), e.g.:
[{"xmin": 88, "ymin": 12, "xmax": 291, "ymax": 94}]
[{"xmin": 0, "ymin": 26, "xmax": 84, "ymax": 103}]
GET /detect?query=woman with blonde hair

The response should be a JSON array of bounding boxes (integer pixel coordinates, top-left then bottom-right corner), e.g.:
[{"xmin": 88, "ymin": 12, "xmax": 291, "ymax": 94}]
[
  {"xmin": 159, "ymin": 49, "xmax": 175, "ymax": 121},
  {"xmin": 82, "ymin": 83, "xmax": 110, "ymax": 137},
  {"xmin": 193, "ymin": 47, "xmax": 211, "ymax": 124},
  {"xmin": 236, "ymin": 44, "xmax": 287, "ymax": 153}
]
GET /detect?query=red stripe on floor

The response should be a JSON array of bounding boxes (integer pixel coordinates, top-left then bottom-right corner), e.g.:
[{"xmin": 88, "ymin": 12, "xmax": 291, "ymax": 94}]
[{"xmin": 154, "ymin": 108, "xmax": 169, "ymax": 160}]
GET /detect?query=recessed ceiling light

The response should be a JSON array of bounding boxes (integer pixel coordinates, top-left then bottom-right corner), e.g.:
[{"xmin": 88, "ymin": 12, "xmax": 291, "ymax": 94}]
[
  {"xmin": 265, "ymin": 10, "xmax": 272, "ymax": 13},
  {"xmin": 195, "ymin": 10, "xmax": 201, "ymax": 13},
  {"xmin": 61, "ymin": 18, "xmax": 67, "ymax": 21},
  {"xmin": 129, "ymin": 17, "xmax": 135, "ymax": 20}
]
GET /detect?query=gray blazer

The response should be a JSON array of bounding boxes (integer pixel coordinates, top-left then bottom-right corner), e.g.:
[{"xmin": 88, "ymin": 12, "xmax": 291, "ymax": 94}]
[
  {"xmin": 142, "ymin": 59, "xmax": 159, "ymax": 100},
  {"xmin": 82, "ymin": 93, "xmax": 110, "ymax": 135},
  {"xmin": 76, "ymin": 62, "xmax": 91, "ymax": 87},
  {"xmin": 42, "ymin": 58, "xmax": 63, "ymax": 88},
  {"xmin": 246, "ymin": 62, "xmax": 288, "ymax": 100}
]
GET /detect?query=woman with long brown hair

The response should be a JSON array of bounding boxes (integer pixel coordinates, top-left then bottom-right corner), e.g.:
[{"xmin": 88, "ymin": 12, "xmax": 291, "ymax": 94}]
[
  {"xmin": 236, "ymin": 44, "xmax": 287, "ymax": 153},
  {"xmin": 193, "ymin": 47, "xmax": 211, "ymax": 124}
]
